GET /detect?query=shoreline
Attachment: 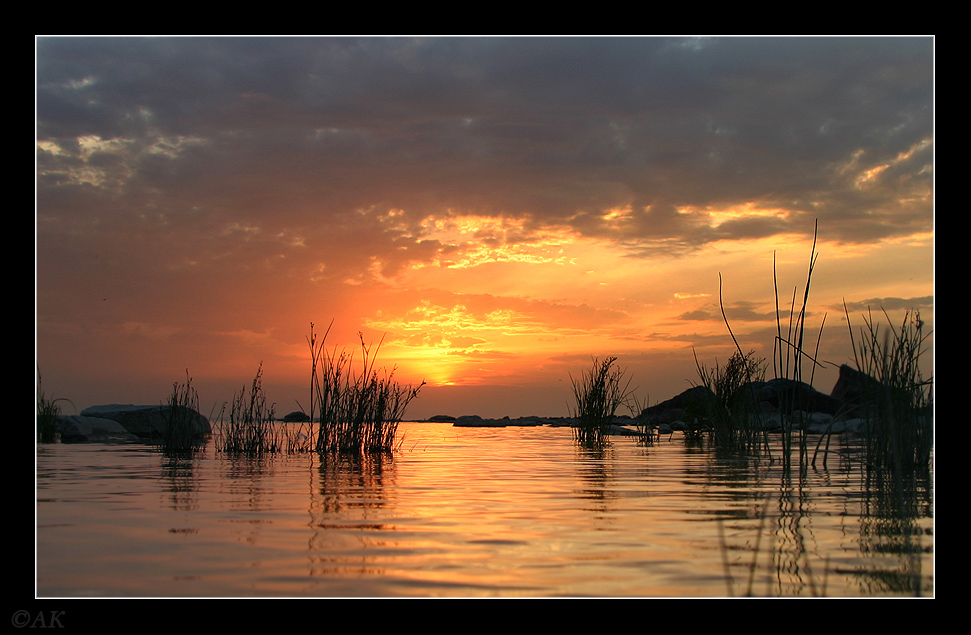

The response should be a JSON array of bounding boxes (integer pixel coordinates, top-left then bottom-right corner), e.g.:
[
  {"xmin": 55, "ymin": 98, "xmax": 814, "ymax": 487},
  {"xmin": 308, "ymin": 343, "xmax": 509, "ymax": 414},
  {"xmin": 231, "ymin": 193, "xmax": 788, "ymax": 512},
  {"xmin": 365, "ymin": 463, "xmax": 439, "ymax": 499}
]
[{"xmin": 415, "ymin": 414, "xmax": 636, "ymax": 428}]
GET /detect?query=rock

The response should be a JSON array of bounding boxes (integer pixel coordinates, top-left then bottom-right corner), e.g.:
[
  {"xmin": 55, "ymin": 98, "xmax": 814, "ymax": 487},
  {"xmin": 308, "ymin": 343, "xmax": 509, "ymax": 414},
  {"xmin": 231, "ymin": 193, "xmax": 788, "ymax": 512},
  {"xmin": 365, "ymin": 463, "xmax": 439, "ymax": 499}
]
[
  {"xmin": 440, "ymin": 367, "xmax": 908, "ymax": 438},
  {"xmin": 513, "ymin": 416, "xmax": 548, "ymax": 426},
  {"xmin": 282, "ymin": 411, "xmax": 310, "ymax": 423},
  {"xmin": 836, "ymin": 418, "xmax": 866, "ymax": 434},
  {"xmin": 830, "ymin": 364, "xmax": 888, "ymax": 417},
  {"xmin": 637, "ymin": 377, "xmax": 870, "ymax": 437},
  {"xmin": 426, "ymin": 414, "xmax": 457, "ymax": 422},
  {"xmin": 796, "ymin": 411, "xmax": 834, "ymax": 433},
  {"xmin": 55, "ymin": 415, "xmax": 138, "ymax": 443},
  {"xmin": 453, "ymin": 415, "xmax": 495, "ymax": 427},
  {"xmin": 754, "ymin": 378, "xmax": 843, "ymax": 415},
  {"xmin": 80, "ymin": 404, "xmax": 211, "ymax": 440},
  {"xmin": 451, "ymin": 415, "xmax": 572, "ymax": 427},
  {"xmin": 607, "ymin": 424, "xmax": 652, "ymax": 437},
  {"xmin": 640, "ymin": 385, "xmax": 719, "ymax": 425}
]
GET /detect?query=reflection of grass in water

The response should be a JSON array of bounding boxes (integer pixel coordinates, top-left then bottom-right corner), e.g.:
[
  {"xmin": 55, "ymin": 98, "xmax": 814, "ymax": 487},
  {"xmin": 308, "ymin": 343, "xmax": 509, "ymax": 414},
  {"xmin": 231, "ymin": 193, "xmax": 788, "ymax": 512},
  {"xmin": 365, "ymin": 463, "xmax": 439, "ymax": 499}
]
[
  {"xmin": 717, "ymin": 437, "xmax": 931, "ymax": 597},
  {"xmin": 718, "ymin": 492, "xmax": 830, "ymax": 598},
  {"xmin": 854, "ymin": 466, "xmax": 932, "ymax": 596}
]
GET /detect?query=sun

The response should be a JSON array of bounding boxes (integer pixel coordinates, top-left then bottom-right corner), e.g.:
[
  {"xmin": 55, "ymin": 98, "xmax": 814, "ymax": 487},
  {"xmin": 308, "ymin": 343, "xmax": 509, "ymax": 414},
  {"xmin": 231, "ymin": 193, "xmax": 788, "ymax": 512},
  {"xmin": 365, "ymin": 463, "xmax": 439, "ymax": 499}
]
[{"xmin": 379, "ymin": 344, "xmax": 464, "ymax": 388}]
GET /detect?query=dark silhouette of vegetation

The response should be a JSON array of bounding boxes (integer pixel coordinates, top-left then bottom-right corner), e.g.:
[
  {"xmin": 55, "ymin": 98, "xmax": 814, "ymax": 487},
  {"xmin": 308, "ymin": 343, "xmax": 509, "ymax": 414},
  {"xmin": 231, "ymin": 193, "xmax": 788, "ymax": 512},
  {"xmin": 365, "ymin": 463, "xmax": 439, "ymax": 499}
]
[
  {"xmin": 570, "ymin": 356, "xmax": 634, "ymax": 445},
  {"xmin": 159, "ymin": 370, "xmax": 203, "ymax": 453},
  {"xmin": 845, "ymin": 307, "xmax": 933, "ymax": 474},
  {"xmin": 215, "ymin": 363, "xmax": 286, "ymax": 454},
  {"xmin": 309, "ymin": 322, "xmax": 424, "ymax": 454},
  {"xmin": 693, "ymin": 221, "xmax": 827, "ymax": 466},
  {"xmin": 694, "ymin": 349, "xmax": 768, "ymax": 451},
  {"xmin": 695, "ymin": 220, "xmax": 932, "ymax": 481},
  {"xmin": 37, "ymin": 373, "xmax": 73, "ymax": 444}
]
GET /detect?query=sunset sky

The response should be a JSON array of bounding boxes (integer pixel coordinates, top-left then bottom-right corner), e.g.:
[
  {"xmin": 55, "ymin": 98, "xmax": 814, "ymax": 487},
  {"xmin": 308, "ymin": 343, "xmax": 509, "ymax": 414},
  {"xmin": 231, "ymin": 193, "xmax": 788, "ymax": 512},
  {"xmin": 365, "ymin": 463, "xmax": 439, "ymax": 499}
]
[{"xmin": 35, "ymin": 36, "xmax": 934, "ymax": 421}]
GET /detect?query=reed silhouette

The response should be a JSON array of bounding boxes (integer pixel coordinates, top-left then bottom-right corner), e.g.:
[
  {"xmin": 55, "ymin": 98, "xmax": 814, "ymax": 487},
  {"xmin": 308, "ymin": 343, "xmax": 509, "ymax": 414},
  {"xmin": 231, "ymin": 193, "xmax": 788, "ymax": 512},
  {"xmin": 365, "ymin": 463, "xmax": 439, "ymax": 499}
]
[
  {"xmin": 693, "ymin": 221, "xmax": 932, "ymax": 478},
  {"xmin": 159, "ymin": 370, "xmax": 203, "ymax": 453},
  {"xmin": 844, "ymin": 307, "xmax": 933, "ymax": 474},
  {"xmin": 36, "ymin": 372, "xmax": 72, "ymax": 444},
  {"xmin": 309, "ymin": 322, "xmax": 424, "ymax": 454},
  {"xmin": 215, "ymin": 363, "xmax": 284, "ymax": 454},
  {"xmin": 570, "ymin": 356, "xmax": 634, "ymax": 445},
  {"xmin": 693, "ymin": 349, "xmax": 768, "ymax": 452}
]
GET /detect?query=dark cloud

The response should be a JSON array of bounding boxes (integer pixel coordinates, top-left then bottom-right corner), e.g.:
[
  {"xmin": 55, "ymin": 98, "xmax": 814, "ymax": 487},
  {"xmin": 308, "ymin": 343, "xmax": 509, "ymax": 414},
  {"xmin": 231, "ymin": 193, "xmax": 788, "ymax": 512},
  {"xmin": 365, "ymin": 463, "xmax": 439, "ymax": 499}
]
[
  {"xmin": 677, "ymin": 309, "xmax": 716, "ymax": 322},
  {"xmin": 836, "ymin": 296, "xmax": 934, "ymax": 314},
  {"xmin": 38, "ymin": 37, "xmax": 933, "ymax": 257}
]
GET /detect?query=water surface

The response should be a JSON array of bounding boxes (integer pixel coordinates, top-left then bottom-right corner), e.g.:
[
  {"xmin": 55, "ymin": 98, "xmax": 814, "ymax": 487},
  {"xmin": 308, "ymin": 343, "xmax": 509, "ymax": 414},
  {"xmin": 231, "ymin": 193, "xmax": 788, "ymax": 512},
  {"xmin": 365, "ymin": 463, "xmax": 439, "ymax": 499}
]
[{"xmin": 36, "ymin": 422, "xmax": 933, "ymax": 597}]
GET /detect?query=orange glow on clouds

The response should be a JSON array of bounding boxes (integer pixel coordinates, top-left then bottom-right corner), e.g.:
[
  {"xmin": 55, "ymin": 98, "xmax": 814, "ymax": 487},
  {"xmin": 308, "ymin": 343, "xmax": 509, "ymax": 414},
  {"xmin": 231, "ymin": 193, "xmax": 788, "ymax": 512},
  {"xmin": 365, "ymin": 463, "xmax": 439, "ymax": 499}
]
[
  {"xmin": 410, "ymin": 214, "xmax": 576, "ymax": 270},
  {"xmin": 694, "ymin": 202, "xmax": 793, "ymax": 228}
]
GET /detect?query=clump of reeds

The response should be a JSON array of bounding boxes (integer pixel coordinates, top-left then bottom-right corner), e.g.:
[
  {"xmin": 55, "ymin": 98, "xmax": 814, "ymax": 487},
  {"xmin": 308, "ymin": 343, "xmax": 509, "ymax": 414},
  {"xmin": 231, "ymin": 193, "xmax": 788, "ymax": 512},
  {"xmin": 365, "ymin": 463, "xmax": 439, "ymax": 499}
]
[
  {"xmin": 309, "ymin": 322, "xmax": 424, "ymax": 455},
  {"xmin": 216, "ymin": 363, "xmax": 282, "ymax": 454},
  {"xmin": 37, "ymin": 373, "xmax": 72, "ymax": 444},
  {"xmin": 160, "ymin": 370, "xmax": 203, "ymax": 452},
  {"xmin": 570, "ymin": 356, "xmax": 633, "ymax": 445},
  {"xmin": 845, "ymin": 307, "xmax": 933, "ymax": 473},
  {"xmin": 694, "ymin": 348, "xmax": 768, "ymax": 452}
]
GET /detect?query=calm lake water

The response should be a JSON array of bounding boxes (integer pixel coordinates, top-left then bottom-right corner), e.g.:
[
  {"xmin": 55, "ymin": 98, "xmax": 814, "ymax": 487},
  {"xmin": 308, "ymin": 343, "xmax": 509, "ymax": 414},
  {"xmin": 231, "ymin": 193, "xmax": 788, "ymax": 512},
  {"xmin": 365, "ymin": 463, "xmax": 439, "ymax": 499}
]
[{"xmin": 35, "ymin": 421, "xmax": 933, "ymax": 597}]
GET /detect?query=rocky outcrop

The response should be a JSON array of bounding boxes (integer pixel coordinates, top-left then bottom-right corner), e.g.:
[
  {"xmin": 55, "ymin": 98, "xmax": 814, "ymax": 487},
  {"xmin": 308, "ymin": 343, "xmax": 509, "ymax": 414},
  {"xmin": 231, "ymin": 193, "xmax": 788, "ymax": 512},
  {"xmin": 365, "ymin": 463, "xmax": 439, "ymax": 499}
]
[
  {"xmin": 830, "ymin": 364, "xmax": 891, "ymax": 417},
  {"xmin": 282, "ymin": 411, "xmax": 310, "ymax": 423},
  {"xmin": 453, "ymin": 415, "xmax": 550, "ymax": 427},
  {"xmin": 55, "ymin": 415, "xmax": 138, "ymax": 443},
  {"xmin": 449, "ymin": 414, "xmax": 638, "ymax": 431},
  {"xmin": 637, "ymin": 367, "xmax": 909, "ymax": 436},
  {"xmin": 79, "ymin": 404, "xmax": 211, "ymax": 440},
  {"xmin": 640, "ymin": 385, "xmax": 719, "ymax": 425},
  {"xmin": 758, "ymin": 378, "xmax": 843, "ymax": 415}
]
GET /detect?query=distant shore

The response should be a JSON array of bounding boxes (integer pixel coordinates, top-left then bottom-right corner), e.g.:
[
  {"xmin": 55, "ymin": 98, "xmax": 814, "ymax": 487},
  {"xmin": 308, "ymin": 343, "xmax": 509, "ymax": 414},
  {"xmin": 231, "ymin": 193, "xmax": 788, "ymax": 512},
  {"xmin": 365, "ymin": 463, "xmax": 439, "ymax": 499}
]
[{"xmin": 414, "ymin": 414, "xmax": 638, "ymax": 427}]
